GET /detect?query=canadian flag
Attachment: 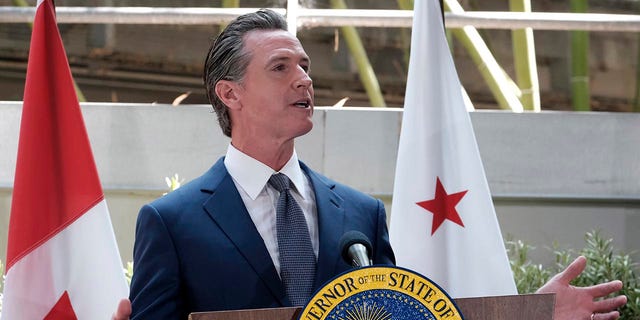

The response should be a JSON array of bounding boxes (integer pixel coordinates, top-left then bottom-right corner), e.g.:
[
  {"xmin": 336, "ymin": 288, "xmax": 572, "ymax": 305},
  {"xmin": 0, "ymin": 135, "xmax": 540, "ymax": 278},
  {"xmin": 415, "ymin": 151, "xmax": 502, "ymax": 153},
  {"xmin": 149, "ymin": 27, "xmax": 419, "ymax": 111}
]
[
  {"xmin": 2, "ymin": 0, "xmax": 129, "ymax": 318},
  {"xmin": 389, "ymin": 0, "xmax": 517, "ymax": 298}
]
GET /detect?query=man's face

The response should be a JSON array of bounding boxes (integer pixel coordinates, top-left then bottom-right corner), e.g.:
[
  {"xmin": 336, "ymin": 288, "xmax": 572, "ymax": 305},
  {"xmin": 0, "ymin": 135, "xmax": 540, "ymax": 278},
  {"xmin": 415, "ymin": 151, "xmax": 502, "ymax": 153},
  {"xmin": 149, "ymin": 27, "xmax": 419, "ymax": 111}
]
[{"xmin": 231, "ymin": 29, "xmax": 314, "ymax": 143}]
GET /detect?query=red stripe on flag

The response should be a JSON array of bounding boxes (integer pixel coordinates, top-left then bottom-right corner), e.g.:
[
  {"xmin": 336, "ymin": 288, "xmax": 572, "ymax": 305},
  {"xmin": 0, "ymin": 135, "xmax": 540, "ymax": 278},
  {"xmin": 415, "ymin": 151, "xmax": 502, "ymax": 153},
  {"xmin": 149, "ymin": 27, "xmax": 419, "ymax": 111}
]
[{"xmin": 6, "ymin": 0, "xmax": 104, "ymax": 271}]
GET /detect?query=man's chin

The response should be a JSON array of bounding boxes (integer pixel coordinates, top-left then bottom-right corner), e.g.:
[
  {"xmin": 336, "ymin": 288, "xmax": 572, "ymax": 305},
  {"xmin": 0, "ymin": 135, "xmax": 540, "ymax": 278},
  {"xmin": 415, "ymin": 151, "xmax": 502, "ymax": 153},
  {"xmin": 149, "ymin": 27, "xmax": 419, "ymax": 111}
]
[{"xmin": 295, "ymin": 122, "xmax": 314, "ymax": 138}]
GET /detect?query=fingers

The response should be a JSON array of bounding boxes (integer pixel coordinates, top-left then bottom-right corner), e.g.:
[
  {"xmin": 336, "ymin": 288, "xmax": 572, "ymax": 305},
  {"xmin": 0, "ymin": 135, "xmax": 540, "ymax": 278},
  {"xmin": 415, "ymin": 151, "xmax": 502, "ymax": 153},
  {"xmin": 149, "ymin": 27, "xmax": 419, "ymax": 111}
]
[
  {"xmin": 593, "ymin": 295, "xmax": 627, "ymax": 313},
  {"xmin": 112, "ymin": 298, "xmax": 132, "ymax": 320},
  {"xmin": 591, "ymin": 311, "xmax": 620, "ymax": 320},
  {"xmin": 555, "ymin": 256, "xmax": 587, "ymax": 284},
  {"xmin": 588, "ymin": 280, "xmax": 623, "ymax": 298}
]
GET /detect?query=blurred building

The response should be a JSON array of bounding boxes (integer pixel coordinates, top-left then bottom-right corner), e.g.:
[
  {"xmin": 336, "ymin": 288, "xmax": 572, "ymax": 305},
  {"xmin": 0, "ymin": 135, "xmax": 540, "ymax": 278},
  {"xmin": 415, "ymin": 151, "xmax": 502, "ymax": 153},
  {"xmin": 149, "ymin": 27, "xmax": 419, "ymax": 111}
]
[{"xmin": 0, "ymin": 0, "xmax": 639, "ymax": 110}]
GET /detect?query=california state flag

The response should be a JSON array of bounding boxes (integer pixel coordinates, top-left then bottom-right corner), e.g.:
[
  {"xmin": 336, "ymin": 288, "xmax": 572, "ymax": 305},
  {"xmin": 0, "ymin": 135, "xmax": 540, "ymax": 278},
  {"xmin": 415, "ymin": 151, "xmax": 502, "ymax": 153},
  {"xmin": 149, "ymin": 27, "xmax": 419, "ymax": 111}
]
[
  {"xmin": 389, "ymin": 0, "xmax": 517, "ymax": 298},
  {"xmin": 2, "ymin": 0, "xmax": 129, "ymax": 318}
]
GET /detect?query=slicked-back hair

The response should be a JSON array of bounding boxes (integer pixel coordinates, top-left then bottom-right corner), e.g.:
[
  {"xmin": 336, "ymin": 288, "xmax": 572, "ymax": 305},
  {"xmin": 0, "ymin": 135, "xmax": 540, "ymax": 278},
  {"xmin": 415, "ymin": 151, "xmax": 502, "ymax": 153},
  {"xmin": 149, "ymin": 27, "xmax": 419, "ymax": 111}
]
[{"xmin": 203, "ymin": 9, "xmax": 288, "ymax": 137}]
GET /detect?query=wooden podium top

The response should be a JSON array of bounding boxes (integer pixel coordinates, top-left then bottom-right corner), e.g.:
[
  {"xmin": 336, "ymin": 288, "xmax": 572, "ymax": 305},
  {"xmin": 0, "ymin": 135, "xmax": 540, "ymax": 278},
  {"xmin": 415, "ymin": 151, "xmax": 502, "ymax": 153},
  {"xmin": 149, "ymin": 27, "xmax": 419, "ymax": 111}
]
[{"xmin": 189, "ymin": 293, "xmax": 555, "ymax": 320}]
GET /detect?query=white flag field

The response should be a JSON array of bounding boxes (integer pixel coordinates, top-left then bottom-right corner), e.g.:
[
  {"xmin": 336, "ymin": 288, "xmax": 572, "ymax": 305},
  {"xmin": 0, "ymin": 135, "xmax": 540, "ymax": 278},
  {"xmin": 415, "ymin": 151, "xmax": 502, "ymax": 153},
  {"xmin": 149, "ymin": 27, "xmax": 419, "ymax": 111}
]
[
  {"xmin": 2, "ymin": 0, "xmax": 129, "ymax": 318},
  {"xmin": 389, "ymin": 0, "xmax": 518, "ymax": 298}
]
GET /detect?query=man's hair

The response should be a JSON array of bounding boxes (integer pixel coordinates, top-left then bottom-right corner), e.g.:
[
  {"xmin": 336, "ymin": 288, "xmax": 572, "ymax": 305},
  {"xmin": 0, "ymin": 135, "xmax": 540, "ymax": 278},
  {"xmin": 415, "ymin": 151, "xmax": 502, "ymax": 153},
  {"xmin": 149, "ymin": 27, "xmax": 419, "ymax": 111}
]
[{"xmin": 203, "ymin": 9, "xmax": 288, "ymax": 137}]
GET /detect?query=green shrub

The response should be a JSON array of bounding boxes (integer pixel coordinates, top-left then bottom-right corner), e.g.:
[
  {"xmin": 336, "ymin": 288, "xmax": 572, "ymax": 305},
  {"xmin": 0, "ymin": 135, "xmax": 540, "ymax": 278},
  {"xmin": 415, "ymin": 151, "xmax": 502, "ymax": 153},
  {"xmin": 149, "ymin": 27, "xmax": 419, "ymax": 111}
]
[
  {"xmin": 507, "ymin": 230, "xmax": 640, "ymax": 319},
  {"xmin": 125, "ymin": 261, "xmax": 134, "ymax": 286},
  {"xmin": 507, "ymin": 238, "xmax": 552, "ymax": 294}
]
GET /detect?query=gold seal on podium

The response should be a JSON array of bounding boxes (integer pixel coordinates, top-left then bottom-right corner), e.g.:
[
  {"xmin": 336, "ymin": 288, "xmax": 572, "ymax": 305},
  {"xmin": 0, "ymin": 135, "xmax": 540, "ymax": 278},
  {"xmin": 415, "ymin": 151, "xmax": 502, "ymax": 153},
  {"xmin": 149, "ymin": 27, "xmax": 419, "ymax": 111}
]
[{"xmin": 298, "ymin": 266, "xmax": 463, "ymax": 320}]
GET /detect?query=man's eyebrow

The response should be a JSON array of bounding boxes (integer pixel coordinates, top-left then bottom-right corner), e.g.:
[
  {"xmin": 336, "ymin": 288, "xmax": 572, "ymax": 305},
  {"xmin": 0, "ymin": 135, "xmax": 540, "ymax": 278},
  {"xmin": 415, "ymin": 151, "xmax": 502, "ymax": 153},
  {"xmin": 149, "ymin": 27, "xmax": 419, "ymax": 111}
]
[{"xmin": 265, "ymin": 55, "xmax": 310, "ymax": 66}]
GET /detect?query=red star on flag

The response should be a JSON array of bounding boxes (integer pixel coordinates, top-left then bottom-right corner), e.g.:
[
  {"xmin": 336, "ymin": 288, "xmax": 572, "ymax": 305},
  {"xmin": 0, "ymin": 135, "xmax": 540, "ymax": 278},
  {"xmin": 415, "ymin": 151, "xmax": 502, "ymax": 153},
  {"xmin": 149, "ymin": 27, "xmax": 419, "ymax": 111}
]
[{"xmin": 417, "ymin": 177, "xmax": 468, "ymax": 235}]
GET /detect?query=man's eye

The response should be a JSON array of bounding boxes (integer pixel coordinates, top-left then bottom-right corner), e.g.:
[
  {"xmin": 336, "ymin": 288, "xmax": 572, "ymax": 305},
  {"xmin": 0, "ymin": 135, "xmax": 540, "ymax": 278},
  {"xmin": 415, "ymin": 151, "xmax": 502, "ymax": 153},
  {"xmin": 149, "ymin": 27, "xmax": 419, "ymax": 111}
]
[
  {"xmin": 300, "ymin": 65, "xmax": 310, "ymax": 73},
  {"xmin": 273, "ymin": 64, "xmax": 286, "ymax": 71}
]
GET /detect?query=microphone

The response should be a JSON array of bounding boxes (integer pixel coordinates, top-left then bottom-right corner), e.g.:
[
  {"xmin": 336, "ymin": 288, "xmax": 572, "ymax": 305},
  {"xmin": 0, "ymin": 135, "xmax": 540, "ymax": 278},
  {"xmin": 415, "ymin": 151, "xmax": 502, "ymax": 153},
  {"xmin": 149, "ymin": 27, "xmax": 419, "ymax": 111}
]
[{"xmin": 339, "ymin": 231, "xmax": 373, "ymax": 267}]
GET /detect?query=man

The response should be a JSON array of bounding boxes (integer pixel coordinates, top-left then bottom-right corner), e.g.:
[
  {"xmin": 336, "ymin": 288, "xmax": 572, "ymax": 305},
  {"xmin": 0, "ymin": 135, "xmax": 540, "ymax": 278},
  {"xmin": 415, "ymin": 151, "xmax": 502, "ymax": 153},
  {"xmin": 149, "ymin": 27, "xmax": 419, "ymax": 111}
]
[
  {"xmin": 120, "ymin": 9, "xmax": 393, "ymax": 320},
  {"xmin": 114, "ymin": 8, "xmax": 626, "ymax": 320}
]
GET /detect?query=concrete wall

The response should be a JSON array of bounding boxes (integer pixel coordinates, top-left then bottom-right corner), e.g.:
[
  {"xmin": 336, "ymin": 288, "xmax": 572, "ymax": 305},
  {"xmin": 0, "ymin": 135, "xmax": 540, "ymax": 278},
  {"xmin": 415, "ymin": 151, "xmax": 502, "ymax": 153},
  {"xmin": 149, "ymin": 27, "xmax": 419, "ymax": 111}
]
[{"xmin": 1, "ymin": 102, "xmax": 639, "ymax": 266}]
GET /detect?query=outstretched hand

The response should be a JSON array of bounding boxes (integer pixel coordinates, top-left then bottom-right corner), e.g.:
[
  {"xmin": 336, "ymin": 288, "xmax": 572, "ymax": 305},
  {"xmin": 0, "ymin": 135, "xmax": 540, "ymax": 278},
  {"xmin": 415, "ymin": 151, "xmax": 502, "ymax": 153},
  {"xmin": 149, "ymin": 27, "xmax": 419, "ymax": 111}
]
[
  {"xmin": 537, "ymin": 256, "xmax": 627, "ymax": 320},
  {"xmin": 112, "ymin": 298, "xmax": 132, "ymax": 320}
]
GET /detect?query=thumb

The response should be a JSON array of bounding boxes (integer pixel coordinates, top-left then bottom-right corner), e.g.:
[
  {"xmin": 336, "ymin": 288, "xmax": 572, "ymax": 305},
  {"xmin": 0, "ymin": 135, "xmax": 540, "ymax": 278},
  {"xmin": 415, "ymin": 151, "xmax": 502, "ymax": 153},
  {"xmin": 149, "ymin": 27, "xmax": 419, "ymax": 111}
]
[
  {"xmin": 112, "ymin": 298, "xmax": 132, "ymax": 320},
  {"xmin": 555, "ymin": 256, "xmax": 587, "ymax": 285}
]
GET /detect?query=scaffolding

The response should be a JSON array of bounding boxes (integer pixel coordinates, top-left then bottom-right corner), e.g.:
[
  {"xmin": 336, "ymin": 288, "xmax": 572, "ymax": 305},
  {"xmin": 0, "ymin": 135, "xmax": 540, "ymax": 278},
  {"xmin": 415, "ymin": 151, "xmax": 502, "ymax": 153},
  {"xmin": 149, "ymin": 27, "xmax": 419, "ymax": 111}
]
[{"xmin": 1, "ymin": 6, "xmax": 640, "ymax": 32}]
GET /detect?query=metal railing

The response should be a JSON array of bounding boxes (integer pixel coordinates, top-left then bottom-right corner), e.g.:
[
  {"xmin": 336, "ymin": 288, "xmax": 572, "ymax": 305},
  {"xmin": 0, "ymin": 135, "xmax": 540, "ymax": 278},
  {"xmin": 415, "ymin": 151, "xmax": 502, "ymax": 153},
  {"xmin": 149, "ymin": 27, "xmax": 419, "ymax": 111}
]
[{"xmin": 1, "ymin": 6, "xmax": 640, "ymax": 32}]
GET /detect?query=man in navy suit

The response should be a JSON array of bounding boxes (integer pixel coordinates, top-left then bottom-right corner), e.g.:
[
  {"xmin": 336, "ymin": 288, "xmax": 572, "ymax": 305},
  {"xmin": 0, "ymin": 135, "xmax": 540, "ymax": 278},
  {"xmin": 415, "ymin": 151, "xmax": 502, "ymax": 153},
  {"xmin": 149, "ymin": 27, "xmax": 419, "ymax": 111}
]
[
  {"xmin": 114, "ymin": 8, "xmax": 626, "ymax": 320},
  {"xmin": 123, "ymin": 9, "xmax": 394, "ymax": 319}
]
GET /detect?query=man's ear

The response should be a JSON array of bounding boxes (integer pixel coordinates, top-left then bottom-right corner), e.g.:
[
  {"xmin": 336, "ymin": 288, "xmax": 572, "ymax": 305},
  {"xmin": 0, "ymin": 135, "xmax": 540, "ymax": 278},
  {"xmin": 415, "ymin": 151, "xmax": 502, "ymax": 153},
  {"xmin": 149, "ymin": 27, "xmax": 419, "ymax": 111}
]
[{"xmin": 215, "ymin": 80, "xmax": 242, "ymax": 110}]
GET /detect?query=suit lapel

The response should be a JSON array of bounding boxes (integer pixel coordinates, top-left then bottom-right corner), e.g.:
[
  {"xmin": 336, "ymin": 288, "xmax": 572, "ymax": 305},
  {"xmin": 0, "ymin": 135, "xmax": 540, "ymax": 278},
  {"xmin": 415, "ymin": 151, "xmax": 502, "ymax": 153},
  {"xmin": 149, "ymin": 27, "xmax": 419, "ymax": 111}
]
[
  {"xmin": 201, "ymin": 160, "xmax": 288, "ymax": 306},
  {"xmin": 301, "ymin": 163, "xmax": 346, "ymax": 288}
]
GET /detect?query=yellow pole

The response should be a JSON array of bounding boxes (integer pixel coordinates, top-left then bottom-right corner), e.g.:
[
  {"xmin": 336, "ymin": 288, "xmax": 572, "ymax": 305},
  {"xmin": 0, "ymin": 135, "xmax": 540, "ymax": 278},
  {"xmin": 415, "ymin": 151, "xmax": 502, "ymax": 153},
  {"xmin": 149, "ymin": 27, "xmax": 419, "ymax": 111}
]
[
  {"xmin": 444, "ymin": 0, "xmax": 523, "ymax": 112},
  {"xmin": 509, "ymin": 0, "xmax": 540, "ymax": 111},
  {"xmin": 330, "ymin": 0, "xmax": 386, "ymax": 107}
]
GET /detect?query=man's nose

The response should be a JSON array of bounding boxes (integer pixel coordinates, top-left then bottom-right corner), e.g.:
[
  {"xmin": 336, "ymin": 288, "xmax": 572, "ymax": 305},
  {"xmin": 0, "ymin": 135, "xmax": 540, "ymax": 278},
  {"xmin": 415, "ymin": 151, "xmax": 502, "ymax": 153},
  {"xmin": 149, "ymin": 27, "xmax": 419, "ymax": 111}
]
[{"xmin": 293, "ymin": 67, "xmax": 313, "ymax": 89}]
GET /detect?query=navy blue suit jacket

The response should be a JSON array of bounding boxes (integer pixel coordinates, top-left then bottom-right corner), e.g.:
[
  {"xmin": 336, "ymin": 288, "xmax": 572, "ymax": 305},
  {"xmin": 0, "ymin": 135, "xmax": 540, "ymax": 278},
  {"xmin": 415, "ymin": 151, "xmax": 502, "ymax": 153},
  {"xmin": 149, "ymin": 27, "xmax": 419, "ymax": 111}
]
[{"xmin": 129, "ymin": 158, "xmax": 395, "ymax": 319}]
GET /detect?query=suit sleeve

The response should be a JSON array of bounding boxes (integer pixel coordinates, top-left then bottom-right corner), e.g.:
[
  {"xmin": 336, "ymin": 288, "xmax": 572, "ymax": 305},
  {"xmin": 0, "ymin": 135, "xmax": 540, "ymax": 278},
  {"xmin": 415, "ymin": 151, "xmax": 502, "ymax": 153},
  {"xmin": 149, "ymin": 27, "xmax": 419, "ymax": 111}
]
[
  {"xmin": 372, "ymin": 199, "xmax": 396, "ymax": 265},
  {"xmin": 129, "ymin": 204, "xmax": 185, "ymax": 319}
]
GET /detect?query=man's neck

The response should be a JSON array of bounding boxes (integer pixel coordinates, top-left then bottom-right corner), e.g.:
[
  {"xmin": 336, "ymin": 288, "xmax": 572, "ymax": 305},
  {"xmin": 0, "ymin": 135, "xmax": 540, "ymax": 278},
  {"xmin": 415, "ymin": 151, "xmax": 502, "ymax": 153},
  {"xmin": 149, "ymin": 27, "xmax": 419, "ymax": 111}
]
[{"xmin": 230, "ymin": 139, "xmax": 294, "ymax": 172}]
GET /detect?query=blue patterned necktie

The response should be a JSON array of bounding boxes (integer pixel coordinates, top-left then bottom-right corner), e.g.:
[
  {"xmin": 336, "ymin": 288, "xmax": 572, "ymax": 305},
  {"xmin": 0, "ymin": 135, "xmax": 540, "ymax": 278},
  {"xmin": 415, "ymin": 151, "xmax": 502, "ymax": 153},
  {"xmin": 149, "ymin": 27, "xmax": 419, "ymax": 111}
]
[{"xmin": 268, "ymin": 173, "xmax": 316, "ymax": 306}]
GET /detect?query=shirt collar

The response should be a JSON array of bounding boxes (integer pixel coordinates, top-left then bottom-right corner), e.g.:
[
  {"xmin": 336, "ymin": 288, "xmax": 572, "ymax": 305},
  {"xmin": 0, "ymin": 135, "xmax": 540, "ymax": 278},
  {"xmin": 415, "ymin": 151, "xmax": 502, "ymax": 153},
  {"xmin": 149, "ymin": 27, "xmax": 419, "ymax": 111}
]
[{"xmin": 224, "ymin": 144, "xmax": 308, "ymax": 200}]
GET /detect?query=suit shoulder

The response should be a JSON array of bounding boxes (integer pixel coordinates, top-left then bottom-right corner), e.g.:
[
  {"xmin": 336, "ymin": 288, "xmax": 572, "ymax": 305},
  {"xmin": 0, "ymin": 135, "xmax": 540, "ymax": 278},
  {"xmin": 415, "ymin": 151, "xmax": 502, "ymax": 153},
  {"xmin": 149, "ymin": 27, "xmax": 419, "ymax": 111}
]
[
  {"xmin": 308, "ymin": 169, "xmax": 380, "ymax": 206},
  {"xmin": 145, "ymin": 160, "xmax": 226, "ymax": 216}
]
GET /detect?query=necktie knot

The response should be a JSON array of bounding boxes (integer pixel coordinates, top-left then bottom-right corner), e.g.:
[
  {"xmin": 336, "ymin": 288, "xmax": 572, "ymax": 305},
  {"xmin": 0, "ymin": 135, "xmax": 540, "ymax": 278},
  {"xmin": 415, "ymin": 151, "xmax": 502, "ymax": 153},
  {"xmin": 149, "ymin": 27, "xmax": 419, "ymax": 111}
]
[{"xmin": 268, "ymin": 173, "xmax": 291, "ymax": 193}]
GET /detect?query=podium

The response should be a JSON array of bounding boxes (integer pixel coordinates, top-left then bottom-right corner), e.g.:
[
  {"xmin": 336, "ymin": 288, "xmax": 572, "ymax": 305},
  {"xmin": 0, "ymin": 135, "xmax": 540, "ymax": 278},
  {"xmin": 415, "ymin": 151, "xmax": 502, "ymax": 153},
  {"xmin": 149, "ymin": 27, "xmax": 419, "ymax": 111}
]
[{"xmin": 189, "ymin": 293, "xmax": 555, "ymax": 320}]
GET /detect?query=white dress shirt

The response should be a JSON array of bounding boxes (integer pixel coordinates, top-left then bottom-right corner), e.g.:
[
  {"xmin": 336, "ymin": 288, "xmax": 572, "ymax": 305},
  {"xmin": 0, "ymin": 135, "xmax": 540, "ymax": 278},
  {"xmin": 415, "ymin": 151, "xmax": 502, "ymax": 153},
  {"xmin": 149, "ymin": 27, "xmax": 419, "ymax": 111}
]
[{"xmin": 224, "ymin": 144, "xmax": 319, "ymax": 275}]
